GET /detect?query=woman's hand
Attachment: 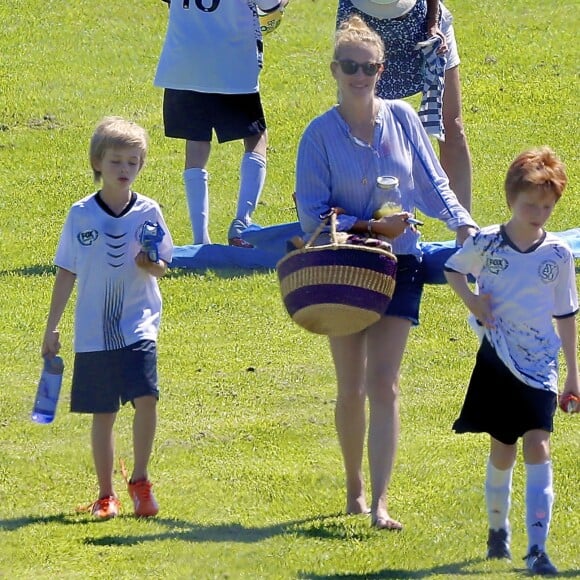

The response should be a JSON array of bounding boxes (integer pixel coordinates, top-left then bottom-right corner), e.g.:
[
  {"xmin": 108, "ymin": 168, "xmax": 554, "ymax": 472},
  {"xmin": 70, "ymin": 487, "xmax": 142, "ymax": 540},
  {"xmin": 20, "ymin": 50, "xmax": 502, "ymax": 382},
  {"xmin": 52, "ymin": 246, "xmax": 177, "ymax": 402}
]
[
  {"xmin": 372, "ymin": 212, "xmax": 415, "ymax": 239},
  {"xmin": 456, "ymin": 225, "xmax": 477, "ymax": 246},
  {"xmin": 427, "ymin": 26, "xmax": 448, "ymax": 55}
]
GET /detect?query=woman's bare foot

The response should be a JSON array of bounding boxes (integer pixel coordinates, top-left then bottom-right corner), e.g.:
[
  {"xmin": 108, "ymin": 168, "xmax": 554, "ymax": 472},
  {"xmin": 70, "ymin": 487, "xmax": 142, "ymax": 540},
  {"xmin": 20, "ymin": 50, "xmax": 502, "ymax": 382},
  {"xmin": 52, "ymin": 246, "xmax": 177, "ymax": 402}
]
[
  {"xmin": 346, "ymin": 494, "xmax": 369, "ymax": 515},
  {"xmin": 371, "ymin": 509, "xmax": 403, "ymax": 531}
]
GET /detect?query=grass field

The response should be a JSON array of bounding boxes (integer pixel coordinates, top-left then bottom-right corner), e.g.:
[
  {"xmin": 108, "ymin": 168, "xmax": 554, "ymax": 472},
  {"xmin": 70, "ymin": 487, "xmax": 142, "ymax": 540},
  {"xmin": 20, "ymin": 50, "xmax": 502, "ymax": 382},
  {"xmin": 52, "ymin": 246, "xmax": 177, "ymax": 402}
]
[{"xmin": 0, "ymin": 0, "xmax": 578, "ymax": 578}]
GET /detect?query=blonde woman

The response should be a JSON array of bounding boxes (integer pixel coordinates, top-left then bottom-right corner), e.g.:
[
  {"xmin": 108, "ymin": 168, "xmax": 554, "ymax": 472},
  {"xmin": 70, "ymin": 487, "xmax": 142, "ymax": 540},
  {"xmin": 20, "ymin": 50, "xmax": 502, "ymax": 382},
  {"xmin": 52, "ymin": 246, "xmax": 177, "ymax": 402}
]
[{"xmin": 295, "ymin": 16, "xmax": 477, "ymax": 529}]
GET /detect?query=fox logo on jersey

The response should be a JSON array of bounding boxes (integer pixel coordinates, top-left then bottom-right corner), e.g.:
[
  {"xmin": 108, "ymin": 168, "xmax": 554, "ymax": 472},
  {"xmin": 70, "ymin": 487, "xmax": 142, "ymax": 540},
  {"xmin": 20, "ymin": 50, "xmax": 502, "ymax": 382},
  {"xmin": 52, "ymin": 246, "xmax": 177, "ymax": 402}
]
[
  {"xmin": 78, "ymin": 229, "xmax": 99, "ymax": 246},
  {"xmin": 486, "ymin": 256, "xmax": 508, "ymax": 275}
]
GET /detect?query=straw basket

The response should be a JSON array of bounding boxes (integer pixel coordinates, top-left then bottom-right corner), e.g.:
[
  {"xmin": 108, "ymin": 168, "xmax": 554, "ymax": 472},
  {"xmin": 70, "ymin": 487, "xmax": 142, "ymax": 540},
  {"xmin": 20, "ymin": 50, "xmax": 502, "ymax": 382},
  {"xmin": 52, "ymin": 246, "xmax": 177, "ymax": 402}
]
[{"xmin": 276, "ymin": 212, "xmax": 397, "ymax": 336}]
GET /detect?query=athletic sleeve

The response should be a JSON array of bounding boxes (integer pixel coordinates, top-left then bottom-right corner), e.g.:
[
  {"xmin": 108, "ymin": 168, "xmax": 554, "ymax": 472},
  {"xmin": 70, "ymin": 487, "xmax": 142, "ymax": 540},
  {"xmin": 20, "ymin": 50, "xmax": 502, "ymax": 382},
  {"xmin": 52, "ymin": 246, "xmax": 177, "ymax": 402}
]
[
  {"xmin": 54, "ymin": 209, "xmax": 78, "ymax": 274},
  {"xmin": 553, "ymin": 245, "xmax": 579, "ymax": 317},
  {"xmin": 444, "ymin": 231, "xmax": 483, "ymax": 276}
]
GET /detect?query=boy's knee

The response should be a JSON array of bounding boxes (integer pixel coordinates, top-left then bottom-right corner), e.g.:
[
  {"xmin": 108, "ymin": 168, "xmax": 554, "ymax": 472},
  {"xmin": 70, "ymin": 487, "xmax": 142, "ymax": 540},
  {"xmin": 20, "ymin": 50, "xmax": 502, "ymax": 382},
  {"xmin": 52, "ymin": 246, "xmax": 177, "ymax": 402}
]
[
  {"xmin": 523, "ymin": 431, "xmax": 551, "ymax": 463},
  {"xmin": 133, "ymin": 394, "xmax": 158, "ymax": 409}
]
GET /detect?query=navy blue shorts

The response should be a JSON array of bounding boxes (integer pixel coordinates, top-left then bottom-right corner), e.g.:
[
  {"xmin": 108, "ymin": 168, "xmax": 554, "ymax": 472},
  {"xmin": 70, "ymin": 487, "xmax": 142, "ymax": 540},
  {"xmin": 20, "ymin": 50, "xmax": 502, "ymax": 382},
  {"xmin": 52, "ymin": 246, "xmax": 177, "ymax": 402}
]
[
  {"xmin": 385, "ymin": 254, "xmax": 424, "ymax": 325},
  {"xmin": 71, "ymin": 340, "xmax": 159, "ymax": 414},
  {"xmin": 163, "ymin": 89, "xmax": 267, "ymax": 143},
  {"xmin": 452, "ymin": 337, "xmax": 557, "ymax": 445}
]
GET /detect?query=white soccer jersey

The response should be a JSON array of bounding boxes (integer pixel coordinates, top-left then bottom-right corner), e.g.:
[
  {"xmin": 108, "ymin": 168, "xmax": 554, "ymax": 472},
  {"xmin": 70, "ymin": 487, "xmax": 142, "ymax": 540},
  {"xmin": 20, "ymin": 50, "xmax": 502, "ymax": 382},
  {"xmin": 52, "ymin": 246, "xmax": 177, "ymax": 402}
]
[
  {"xmin": 155, "ymin": 0, "xmax": 275, "ymax": 94},
  {"xmin": 445, "ymin": 225, "xmax": 578, "ymax": 393},
  {"xmin": 55, "ymin": 192, "xmax": 174, "ymax": 353}
]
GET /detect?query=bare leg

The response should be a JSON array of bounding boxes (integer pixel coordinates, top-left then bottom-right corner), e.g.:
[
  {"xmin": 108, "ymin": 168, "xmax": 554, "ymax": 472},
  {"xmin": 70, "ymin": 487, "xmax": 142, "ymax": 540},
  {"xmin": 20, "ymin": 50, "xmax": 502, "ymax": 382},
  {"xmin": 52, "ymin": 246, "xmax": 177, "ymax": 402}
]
[
  {"xmin": 185, "ymin": 140, "xmax": 211, "ymax": 169},
  {"xmin": 329, "ymin": 331, "xmax": 368, "ymax": 514},
  {"xmin": 489, "ymin": 437, "xmax": 517, "ymax": 471},
  {"xmin": 92, "ymin": 412, "xmax": 117, "ymax": 498},
  {"xmin": 131, "ymin": 395, "xmax": 157, "ymax": 482},
  {"xmin": 522, "ymin": 430, "xmax": 550, "ymax": 465},
  {"xmin": 439, "ymin": 65, "xmax": 472, "ymax": 212},
  {"xmin": 243, "ymin": 131, "xmax": 267, "ymax": 157},
  {"xmin": 365, "ymin": 316, "xmax": 411, "ymax": 530}
]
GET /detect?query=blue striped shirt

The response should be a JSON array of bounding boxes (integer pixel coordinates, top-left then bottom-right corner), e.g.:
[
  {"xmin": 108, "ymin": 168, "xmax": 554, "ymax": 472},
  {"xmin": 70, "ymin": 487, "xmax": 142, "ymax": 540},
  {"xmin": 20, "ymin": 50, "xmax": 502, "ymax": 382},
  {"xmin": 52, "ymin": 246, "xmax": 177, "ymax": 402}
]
[{"xmin": 295, "ymin": 99, "xmax": 476, "ymax": 257}]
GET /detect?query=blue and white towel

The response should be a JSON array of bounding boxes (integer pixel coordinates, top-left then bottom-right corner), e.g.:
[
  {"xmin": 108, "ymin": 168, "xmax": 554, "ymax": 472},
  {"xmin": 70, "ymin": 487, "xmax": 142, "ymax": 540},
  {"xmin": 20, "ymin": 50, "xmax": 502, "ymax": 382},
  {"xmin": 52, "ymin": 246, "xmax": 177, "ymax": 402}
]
[{"xmin": 416, "ymin": 35, "xmax": 446, "ymax": 141}]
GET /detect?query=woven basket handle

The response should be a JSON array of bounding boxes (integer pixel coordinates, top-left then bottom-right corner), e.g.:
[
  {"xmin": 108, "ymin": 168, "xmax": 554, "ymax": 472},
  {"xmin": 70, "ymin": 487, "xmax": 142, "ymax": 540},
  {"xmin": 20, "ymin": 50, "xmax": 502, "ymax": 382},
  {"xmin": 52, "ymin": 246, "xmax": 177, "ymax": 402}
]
[{"xmin": 304, "ymin": 209, "xmax": 339, "ymax": 249}]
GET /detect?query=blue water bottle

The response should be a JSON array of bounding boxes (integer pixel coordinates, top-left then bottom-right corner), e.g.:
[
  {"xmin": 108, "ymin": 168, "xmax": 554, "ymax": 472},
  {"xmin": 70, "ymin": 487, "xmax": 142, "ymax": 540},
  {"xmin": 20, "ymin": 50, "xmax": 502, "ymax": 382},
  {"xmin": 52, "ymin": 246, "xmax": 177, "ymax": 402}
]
[
  {"xmin": 31, "ymin": 356, "xmax": 64, "ymax": 424},
  {"xmin": 139, "ymin": 221, "xmax": 165, "ymax": 263}
]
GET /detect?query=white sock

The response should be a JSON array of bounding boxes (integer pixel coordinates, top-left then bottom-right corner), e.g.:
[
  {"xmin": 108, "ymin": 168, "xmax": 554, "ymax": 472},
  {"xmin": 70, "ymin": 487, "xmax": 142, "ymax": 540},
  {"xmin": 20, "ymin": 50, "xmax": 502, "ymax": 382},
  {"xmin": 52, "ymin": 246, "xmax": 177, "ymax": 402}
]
[
  {"xmin": 485, "ymin": 459, "xmax": 513, "ymax": 532},
  {"xmin": 235, "ymin": 151, "xmax": 266, "ymax": 226},
  {"xmin": 525, "ymin": 461, "xmax": 553, "ymax": 553},
  {"xmin": 184, "ymin": 167, "xmax": 211, "ymax": 244}
]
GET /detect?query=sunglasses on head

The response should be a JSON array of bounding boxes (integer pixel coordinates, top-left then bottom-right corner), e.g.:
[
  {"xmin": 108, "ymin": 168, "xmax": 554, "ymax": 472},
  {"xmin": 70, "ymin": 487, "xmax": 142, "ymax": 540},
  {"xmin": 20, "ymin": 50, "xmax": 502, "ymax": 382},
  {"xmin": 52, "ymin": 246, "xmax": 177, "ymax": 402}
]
[{"xmin": 335, "ymin": 59, "xmax": 383, "ymax": 76}]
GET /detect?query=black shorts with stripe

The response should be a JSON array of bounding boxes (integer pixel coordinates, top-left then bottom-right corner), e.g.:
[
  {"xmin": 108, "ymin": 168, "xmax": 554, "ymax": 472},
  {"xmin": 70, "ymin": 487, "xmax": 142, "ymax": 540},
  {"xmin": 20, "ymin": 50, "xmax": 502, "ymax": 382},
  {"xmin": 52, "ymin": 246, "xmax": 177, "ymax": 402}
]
[{"xmin": 163, "ymin": 89, "xmax": 266, "ymax": 143}]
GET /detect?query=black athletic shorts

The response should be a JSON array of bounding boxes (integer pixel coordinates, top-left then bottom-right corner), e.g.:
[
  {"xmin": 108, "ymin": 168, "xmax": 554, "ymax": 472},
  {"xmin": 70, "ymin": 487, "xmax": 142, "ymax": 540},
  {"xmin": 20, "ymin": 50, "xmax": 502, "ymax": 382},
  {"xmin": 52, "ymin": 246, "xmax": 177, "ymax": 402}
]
[
  {"xmin": 452, "ymin": 337, "xmax": 557, "ymax": 445},
  {"xmin": 71, "ymin": 340, "xmax": 159, "ymax": 414},
  {"xmin": 163, "ymin": 89, "xmax": 267, "ymax": 143}
]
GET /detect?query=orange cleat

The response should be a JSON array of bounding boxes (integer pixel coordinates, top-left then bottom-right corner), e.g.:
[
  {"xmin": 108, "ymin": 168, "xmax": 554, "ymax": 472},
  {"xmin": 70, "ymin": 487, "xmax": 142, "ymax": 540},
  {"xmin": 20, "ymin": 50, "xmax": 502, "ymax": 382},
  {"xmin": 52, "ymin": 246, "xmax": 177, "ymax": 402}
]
[
  {"xmin": 127, "ymin": 479, "xmax": 159, "ymax": 517},
  {"xmin": 90, "ymin": 496, "xmax": 120, "ymax": 520}
]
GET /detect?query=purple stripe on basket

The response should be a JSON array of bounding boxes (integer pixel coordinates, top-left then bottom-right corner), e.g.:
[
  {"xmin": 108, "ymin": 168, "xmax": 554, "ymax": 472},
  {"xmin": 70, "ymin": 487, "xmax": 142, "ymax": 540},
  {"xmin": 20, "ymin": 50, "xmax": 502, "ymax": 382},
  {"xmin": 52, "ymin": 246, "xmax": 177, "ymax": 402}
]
[
  {"xmin": 284, "ymin": 284, "xmax": 390, "ymax": 317},
  {"xmin": 277, "ymin": 248, "xmax": 395, "ymax": 279}
]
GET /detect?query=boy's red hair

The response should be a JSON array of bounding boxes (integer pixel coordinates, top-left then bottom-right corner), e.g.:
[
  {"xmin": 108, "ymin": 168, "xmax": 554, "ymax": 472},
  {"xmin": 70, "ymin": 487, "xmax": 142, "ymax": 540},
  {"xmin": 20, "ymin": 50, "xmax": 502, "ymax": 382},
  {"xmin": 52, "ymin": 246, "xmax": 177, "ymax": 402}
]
[{"xmin": 505, "ymin": 146, "xmax": 567, "ymax": 204}]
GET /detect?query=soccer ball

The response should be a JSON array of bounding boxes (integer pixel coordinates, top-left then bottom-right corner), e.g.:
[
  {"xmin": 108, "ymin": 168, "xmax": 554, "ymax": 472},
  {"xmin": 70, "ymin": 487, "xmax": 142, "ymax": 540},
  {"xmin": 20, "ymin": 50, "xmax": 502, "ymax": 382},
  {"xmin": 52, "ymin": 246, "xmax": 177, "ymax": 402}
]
[
  {"xmin": 257, "ymin": 6, "xmax": 284, "ymax": 35},
  {"xmin": 559, "ymin": 392, "xmax": 579, "ymax": 413}
]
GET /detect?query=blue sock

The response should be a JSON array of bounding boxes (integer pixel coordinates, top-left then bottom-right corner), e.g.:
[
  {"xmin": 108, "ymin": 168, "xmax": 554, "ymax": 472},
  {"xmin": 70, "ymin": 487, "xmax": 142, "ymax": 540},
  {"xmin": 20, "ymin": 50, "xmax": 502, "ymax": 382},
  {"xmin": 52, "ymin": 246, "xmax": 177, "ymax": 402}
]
[
  {"xmin": 184, "ymin": 168, "xmax": 211, "ymax": 244},
  {"xmin": 234, "ymin": 152, "xmax": 266, "ymax": 227},
  {"xmin": 525, "ymin": 462, "xmax": 553, "ymax": 553},
  {"xmin": 485, "ymin": 459, "xmax": 513, "ymax": 533}
]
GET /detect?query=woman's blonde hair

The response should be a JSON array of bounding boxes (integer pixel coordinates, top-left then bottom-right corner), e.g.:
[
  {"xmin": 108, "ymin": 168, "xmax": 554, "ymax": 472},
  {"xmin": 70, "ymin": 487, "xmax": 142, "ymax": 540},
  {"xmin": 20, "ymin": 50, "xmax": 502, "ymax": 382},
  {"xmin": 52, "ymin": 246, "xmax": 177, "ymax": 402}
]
[
  {"xmin": 89, "ymin": 116, "xmax": 148, "ymax": 183},
  {"xmin": 334, "ymin": 15, "xmax": 385, "ymax": 62},
  {"xmin": 504, "ymin": 146, "xmax": 567, "ymax": 204}
]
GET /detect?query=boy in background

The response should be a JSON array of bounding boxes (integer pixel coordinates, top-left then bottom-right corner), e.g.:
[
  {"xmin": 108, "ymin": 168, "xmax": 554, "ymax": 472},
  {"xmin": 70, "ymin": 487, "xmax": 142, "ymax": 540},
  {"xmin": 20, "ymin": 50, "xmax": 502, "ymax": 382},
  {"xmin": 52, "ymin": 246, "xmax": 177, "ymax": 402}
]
[
  {"xmin": 41, "ymin": 117, "xmax": 173, "ymax": 519},
  {"xmin": 155, "ymin": 0, "xmax": 289, "ymax": 247}
]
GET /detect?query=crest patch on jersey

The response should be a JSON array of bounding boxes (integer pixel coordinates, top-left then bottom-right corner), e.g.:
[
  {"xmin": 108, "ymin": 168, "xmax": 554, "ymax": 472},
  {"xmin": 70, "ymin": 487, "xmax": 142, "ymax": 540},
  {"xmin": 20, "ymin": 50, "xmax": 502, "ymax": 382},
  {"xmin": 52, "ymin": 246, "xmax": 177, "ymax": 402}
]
[
  {"xmin": 78, "ymin": 229, "xmax": 99, "ymax": 246},
  {"xmin": 538, "ymin": 260, "xmax": 559, "ymax": 283}
]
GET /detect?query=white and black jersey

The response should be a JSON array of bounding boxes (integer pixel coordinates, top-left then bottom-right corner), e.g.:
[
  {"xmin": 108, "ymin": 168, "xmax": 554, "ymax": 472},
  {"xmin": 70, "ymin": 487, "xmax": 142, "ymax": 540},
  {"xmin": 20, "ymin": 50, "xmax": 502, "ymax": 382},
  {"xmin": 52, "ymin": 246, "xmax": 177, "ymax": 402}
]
[
  {"xmin": 445, "ymin": 224, "xmax": 578, "ymax": 393},
  {"xmin": 55, "ymin": 192, "xmax": 173, "ymax": 353},
  {"xmin": 155, "ymin": 0, "xmax": 280, "ymax": 94}
]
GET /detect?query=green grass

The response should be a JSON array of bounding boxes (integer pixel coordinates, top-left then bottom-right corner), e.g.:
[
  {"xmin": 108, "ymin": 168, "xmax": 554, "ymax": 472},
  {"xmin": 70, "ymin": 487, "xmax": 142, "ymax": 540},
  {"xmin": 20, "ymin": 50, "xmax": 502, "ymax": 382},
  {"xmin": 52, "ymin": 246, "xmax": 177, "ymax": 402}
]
[{"xmin": 0, "ymin": 0, "xmax": 579, "ymax": 578}]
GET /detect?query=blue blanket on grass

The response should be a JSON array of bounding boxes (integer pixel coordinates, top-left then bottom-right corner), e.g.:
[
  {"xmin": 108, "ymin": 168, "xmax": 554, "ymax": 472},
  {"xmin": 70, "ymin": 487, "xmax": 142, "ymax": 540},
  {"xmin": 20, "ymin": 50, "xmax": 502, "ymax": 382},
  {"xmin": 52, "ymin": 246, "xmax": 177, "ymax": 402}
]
[{"xmin": 170, "ymin": 222, "xmax": 580, "ymax": 285}]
